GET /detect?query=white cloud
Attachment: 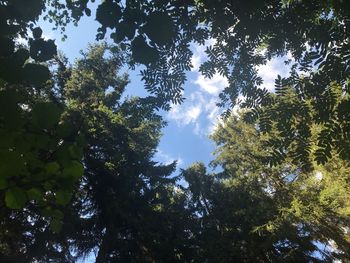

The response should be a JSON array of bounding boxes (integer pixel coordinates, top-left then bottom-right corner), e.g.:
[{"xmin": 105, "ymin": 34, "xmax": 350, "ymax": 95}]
[
  {"xmin": 190, "ymin": 38, "xmax": 217, "ymax": 72},
  {"xmin": 186, "ymin": 105, "xmax": 202, "ymax": 123},
  {"xmin": 256, "ymin": 54, "xmax": 293, "ymax": 91},
  {"xmin": 168, "ymin": 100, "xmax": 202, "ymax": 126},
  {"xmin": 154, "ymin": 149, "xmax": 183, "ymax": 166},
  {"xmin": 191, "ymin": 53, "xmax": 202, "ymax": 72},
  {"xmin": 194, "ymin": 73, "xmax": 229, "ymax": 95},
  {"xmin": 167, "ymin": 91, "xmax": 224, "ymax": 137},
  {"xmin": 205, "ymin": 98, "xmax": 222, "ymax": 134}
]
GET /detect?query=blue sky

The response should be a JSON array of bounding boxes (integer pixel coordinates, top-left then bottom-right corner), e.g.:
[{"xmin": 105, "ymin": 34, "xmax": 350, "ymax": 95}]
[{"xmin": 36, "ymin": 5, "xmax": 292, "ymax": 177}]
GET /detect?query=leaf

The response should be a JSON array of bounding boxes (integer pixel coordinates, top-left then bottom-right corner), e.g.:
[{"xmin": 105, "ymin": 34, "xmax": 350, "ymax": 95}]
[
  {"xmin": 131, "ymin": 36, "xmax": 159, "ymax": 65},
  {"xmin": 0, "ymin": 37, "xmax": 15, "ymax": 56},
  {"xmin": 27, "ymin": 187, "xmax": 44, "ymax": 201},
  {"xmin": 85, "ymin": 8, "xmax": 91, "ymax": 17},
  {"xmin": 143, "ymin": 12, "xmax": 176, "ymax": 46},
  {"xmin": 0, "ymin": 151, "xmax": 25, "ymax": 178},
  {"xmin": 55, "ymin": 190, "xmax": 72, "ymax": 206},
  {"xmin": 5, "ymin": 187, "xmax": 27, "ymax": 209},
  {"xmin": 32, "ymin": 102, "xmax": 62, "ymax": 129},
  {"xmin": 11, "ymin": 0, "xmax": 45, "ymax": 21},
  {"xmin": 0, "ymin": 90, "xmax": 23, "ymax": 129},
  {"xmin": 49, "ymin": 219, "xmax": 63, "ymax": 233},
  {"xmin": 45, "ymin": 162, "xmax": 60, "ymax": 175},
  {"xmin": 62, "ymin": 160, "xmax": 84, "ymax": 180},
  {"xmin": 13, "ymin": 48, "xmax": 30, "ymax": 66},
  {"xmin": 29, "ymin": 38, "xmax": 57, "ymax": 62},
  {"xmin": 32, "ymin": 27, "xmax": 43, "ymax": 39},
  {"xmin": 112, "ymin": 20, "xmax": 136, "ymax": 42},
  {"xmin": 68, "ymin": 144, "xmax": 83, "ymax": 159},
  {"xmin": 0, "ymin": 177, "xmax": 8, "ymax": 190},
  {"xmin": 22, "ymin": 63, "xmax": 50, "ymax": 85},
  {"xmin": 96, "ymin": 1, "xmax": 122, "ymax": 28},
  {"xmin": 52, "ymin": 209, "xmax": 64, "ymax": 220},
  {"xmin": 57, "ymin": 120, "xmax": 76, "ymax": 138}
]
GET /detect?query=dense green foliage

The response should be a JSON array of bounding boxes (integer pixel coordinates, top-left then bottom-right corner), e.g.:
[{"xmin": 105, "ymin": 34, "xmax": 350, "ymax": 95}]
[
  {"xmin": 41, "ymin": 0, "xmax": 350, "ymax": 165},
  {"xmin": 205, "ymin": 112, "xmax": 350, "ymax": 261},
  {"xmin": 0, "ymin": 0, "xmax": 85, "ymax": 236},
  {"xmin": 1, "ymin": 0, "xmax": 350, "ymax": 262},
  {"xmin": 1, "ymin": 0, "xmax": 350, "ymax": 170},
  {"xmin": 0, "ymin": 43, "xmax": 181, "ymax": 262}
]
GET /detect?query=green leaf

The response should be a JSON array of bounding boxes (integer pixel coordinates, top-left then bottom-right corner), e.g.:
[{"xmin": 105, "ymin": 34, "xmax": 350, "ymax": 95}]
[
  {"xmin": 21, "ymin": 63, "xmax": 50, "ymax": 85},
  {"xmin": 0, "ymin": 37, "xmax": 14, "ymax": 56},
  {"xmin": 43, "ymin": 181, "xmax": 54, "ymax": 191},
  {"xmin": 55, "ymin": 190, "xmax": 72, "ymax": 206},
  {"xmin": 52, "ymin": 209, "xmax": 64, "ymax": 220},
  {"xmin": 49, "ymin": 219, "xmax": 63, "ymax": 233},
  {"xmin": 5, "ymin": 187, "xmax": 27, "ymax": 209},
  {"xmin": 32, "ymin": 27, "xmax": 43, "ymax": 39},
  {"xmin": 112, "ymin": 21, "xmax": 136, "ymax": 42},
  {"xmin": 96, "ymin": 1, "xmax": 122, "ymax": 28},
  {"xmin": 0, "ymin": 177, "xmax": 8, "ymax": 190},
  {"xmin": 13, "ymin": 48, "xmax": 30, "ymax": 66},
  {"xmin": 68, "ymin": 144, "xmax": 83, "ymax": 159},
  {"xmin": 0, "ymin": 90, "xmax": 23, "ymax": 129},
  {"xmin": 131, "ymin": 36, "xmax": 159, "ymax": 65},
  {"xmin": 57, "ymin": 121, "xmax": 74, "ymax": 138},
  {"xmin": 11, "ymin": 0, "xmax": 45, "ymax": 22},
  {"xmin": 45, "ymin": 162, "xmax": 60, "ymax": 175},
  {"xmin": 0, "ymin": 151, "xmax": 25, "ymax": 178},
  {"xmin": 27, "ymin": 187, "xmax": 44, "ymax": 201},
  {"xmin": 143, "ymin": 12, "xmax": 176, "ymax": 46},
  {"xmin": 29, "ymin": 38, "xmax": 57, "ymax": 62},
  {"xmin": 62, "ymin": 161, "xmax": 84, "ymax": 180},
  {"xmin": 32, "ymin": 102, "xmax": 62, "ymax": 129}
]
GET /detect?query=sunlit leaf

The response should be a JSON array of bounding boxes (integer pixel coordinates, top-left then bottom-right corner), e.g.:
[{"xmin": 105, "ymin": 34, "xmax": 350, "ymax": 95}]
[{"xmin": 5, "ymin": 187, "xmax": 27, "ymax": 209}]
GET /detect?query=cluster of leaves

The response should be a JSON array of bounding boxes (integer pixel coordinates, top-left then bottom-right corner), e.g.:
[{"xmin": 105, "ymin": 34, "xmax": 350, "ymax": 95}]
[
  {"xmin": 242, "ymin": 73, "xmax": 350, "ymax": 171},
  {"xmin": 0, "ymin": 0, "xmax": 86, "ymax": 235},
  {"xmin": 44, "ymin": 0, "xmax": 203, "ymax": 107},
  {"xmin": 41, "ymin": 0, "xmax": 350, "ymax": 164}
]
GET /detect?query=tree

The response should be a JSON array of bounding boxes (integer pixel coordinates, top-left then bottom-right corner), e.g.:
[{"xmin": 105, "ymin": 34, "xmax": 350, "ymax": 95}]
[
  {"xmin": 0, "ymin": 43, "xmax": 196, "ymax": 263},
  {"xmin": 178, "ymin": 114, "xmax": 350, "ymax": 262},
  {"xmin": 179, "ymin": 110, "xmax": 350, "ymax": 261},
  {"xmin": 55, "ymin": 43, "xmax": 191, "ymax": 262}
]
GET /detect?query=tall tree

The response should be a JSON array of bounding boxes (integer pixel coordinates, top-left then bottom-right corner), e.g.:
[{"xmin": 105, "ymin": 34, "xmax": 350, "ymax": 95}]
[
  {"xmin": 56, "ymin": 43, "xmax": 189, "ymax": 262},
  {"xmin": 179, "ymin": 109, "xmax": 350, "ymax": 261},
  {"xmin": 0, "ymin": 43, "xmax": 195, "ymax": 263}
]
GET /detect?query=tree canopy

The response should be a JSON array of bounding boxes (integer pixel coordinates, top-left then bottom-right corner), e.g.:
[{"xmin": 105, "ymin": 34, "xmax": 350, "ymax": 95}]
[
  {"xmin": 1, "ymin": 0, "xmax": 350, "ymax": 262},
  {"xmin": 46, "ymin": 0, "xmax": 350, "ymax": 166},
  {"xmin": 1, "ymin": 0, "xmax": 349, "ymax": 164}
]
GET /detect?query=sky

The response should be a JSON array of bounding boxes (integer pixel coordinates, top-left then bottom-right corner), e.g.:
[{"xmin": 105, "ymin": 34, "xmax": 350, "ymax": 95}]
[{"xmin": 36, "ymin": 8, "xmax": 292, "ymax": 179}]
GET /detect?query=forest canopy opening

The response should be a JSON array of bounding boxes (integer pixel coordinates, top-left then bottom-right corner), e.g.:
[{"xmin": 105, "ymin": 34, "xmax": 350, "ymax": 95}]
[{"xmin": 0, "ymin": 0, "xmax": 350, "ymax": 262}]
